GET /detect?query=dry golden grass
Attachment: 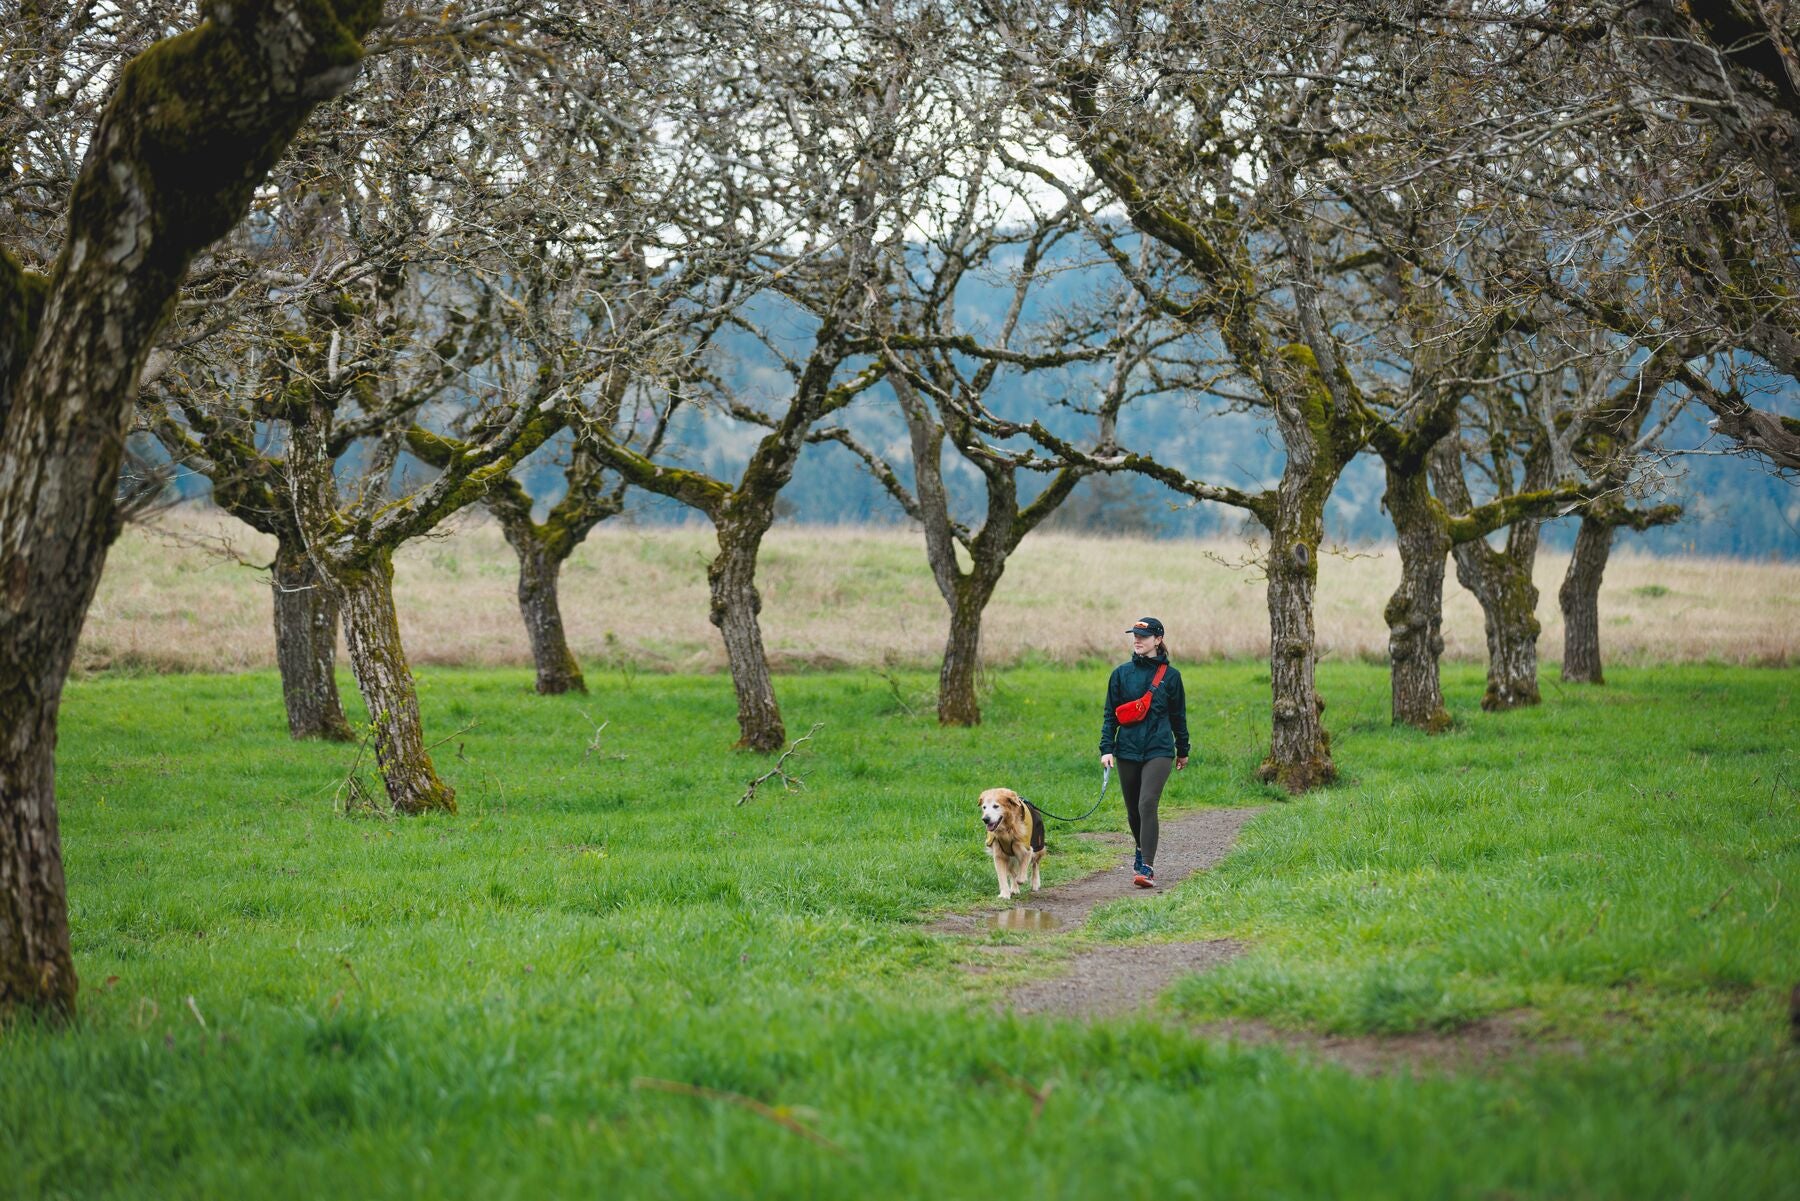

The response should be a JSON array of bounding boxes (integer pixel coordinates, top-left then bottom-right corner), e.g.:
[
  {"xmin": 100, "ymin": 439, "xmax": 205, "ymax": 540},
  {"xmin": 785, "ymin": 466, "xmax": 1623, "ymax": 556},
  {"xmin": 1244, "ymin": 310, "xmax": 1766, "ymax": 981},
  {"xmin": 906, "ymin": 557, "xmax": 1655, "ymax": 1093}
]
[{"xmin": 78, "ymin": 506, "xmax": 1799, "ymax": 675}]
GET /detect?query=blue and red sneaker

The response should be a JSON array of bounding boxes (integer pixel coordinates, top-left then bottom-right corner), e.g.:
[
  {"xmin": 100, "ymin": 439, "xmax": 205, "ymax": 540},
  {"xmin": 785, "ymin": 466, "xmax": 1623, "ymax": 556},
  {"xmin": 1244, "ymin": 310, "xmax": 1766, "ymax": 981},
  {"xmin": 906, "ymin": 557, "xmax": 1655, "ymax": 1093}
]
[{"xmin": 1133, "ymin": 863, "xmax": 1155, "ymax": 889}]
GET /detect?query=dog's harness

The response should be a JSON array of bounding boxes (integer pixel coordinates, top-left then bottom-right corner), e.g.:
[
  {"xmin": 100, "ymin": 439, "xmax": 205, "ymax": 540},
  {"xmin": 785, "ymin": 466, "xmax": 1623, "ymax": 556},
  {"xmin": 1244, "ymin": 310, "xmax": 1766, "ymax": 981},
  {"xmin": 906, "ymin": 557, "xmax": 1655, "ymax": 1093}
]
[{"xmin": 1020, "ymin": 764, "xmax": 1112, "ymax": 824}]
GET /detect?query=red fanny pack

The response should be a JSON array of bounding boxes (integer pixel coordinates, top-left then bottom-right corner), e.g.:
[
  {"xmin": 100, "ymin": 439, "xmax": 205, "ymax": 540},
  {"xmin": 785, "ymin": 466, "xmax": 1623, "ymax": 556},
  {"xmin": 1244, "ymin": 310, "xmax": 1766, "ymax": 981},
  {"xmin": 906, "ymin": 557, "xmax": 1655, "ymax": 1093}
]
[{"xmin": 1114, "ymin": 664, "xmax": 1167, "ymax": 725}]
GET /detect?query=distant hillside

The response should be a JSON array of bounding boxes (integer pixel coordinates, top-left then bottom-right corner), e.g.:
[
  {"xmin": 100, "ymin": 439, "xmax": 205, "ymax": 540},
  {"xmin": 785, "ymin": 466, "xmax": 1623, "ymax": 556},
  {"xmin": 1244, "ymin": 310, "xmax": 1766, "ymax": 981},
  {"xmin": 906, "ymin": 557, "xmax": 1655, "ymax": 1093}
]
[
  {"xmin": 584, "ymin": 252, "xmax": 1800, "ymax": 558},
  {"xmin": 164, "ymin": 252, "xmax": 1800, "ymax": 558}
]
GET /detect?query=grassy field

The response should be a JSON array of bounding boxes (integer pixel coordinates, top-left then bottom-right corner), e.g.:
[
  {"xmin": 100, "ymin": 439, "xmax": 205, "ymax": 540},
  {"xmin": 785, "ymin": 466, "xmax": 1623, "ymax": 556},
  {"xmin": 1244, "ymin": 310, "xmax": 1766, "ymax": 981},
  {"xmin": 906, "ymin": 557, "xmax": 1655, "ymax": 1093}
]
[
  {"xmin": 78, "ymin": 509, "xmax": 1800, "ymax": 674},
  {"xmin": 3, "ymin": 661, "xmax": 1796, "ymax": 1199}
]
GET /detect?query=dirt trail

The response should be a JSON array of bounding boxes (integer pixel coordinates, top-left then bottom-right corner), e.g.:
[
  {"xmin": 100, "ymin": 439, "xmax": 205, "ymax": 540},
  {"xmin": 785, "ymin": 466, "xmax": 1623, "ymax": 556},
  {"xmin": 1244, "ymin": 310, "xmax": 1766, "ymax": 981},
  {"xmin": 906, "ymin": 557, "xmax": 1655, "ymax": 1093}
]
[
  {"xmin": 929, "ymin": 806, "xmax": 1263, "ymax": 938},
  {"xmin": 929, "ymin": 806, "xmax": 1262, "ymax": 1019},
  {"xmin": 929, "ymin": 804, "xmax": 1584, "ymax": 1074}
]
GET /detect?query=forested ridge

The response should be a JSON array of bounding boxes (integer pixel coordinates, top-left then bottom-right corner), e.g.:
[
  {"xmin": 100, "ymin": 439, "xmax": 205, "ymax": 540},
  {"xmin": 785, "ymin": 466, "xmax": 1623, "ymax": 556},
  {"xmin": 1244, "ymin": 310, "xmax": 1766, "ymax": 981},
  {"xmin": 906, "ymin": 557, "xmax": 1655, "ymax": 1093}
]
[{"xmin": 157, "ymin": 257, "xmax": 1800, "ymax": 555}]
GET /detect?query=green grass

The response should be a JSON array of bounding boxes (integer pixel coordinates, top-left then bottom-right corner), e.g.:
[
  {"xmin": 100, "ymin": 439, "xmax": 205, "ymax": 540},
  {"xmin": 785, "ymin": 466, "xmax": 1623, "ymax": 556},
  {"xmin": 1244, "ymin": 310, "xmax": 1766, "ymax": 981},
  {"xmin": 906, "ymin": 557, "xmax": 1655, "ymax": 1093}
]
[{"xmin": 4, "ymin": 662, "xmax": 1797, "ymax": 1199}]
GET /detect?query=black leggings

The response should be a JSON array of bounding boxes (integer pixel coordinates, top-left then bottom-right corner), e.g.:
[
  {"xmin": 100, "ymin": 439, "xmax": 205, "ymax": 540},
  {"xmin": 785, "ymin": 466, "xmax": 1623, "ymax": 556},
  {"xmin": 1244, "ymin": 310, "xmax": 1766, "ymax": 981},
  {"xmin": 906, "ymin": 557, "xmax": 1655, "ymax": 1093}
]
[{"xmin": 1118, "ymin": 756, "xmax": 1173, "ymax": 867}]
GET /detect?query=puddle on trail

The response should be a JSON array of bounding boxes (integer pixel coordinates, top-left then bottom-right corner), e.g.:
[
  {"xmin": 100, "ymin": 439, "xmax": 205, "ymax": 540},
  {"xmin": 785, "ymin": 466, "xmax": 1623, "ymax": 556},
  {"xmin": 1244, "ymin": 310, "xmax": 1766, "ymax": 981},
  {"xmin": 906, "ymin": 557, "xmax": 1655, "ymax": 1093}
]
[{"xmin": 986, "ymin": 908, "xmax": 1063, "ymax": 932}]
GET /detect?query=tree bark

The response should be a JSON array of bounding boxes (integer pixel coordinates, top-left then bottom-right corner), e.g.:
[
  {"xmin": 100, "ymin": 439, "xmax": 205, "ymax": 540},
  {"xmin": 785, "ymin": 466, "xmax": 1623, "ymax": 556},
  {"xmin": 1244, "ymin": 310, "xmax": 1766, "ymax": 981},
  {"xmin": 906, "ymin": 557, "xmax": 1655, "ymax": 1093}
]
[
  {"xmin": 1556, "ymin": 499, "xmax": 1681, "ymax": 684},
  {"xmin": 335, "ymin": 551, "xmax": 455, "ymax": 814},
  {"xmin": 1256, "ymin": 393, "xmax": 1340, "ymax": 792},
  {"xmin": 0, "ymin": 699, "xmax": 76, "ymax": 1019},
  {"xmin": 1260, "ymin": 524, "xmax": 1335, "ymax": 791},
  {"xmin": 272, "ymin": 535, "xmax": 355, "ymax": 739},
  {"xmin": 0, "ymin": 0, "xmax": 382, "ymax": 1020},
  {"xmin": 1432, "ymin": 441, "xmax": 1548, "ymax": 712},
  {"xmin": 709, "ymin": 517, "xmax": 785, "ymax": 752},
  {"xmin": 498, "ymin": 515, "xmax": 585, "ymax": 696},
  {"xmin": 1382, "ymin": 465, "xmax": 1453, "ymax": 731},
  {"xmin": 939, "ymin": 573, "xmax": 1001, "ymax": 727},
  {"xmin": 1559, "ymin": 513, "xmax": 1613, "ymax": 685},
  {"xmin": 1452, "ymin": 536, "xmax": 1543, "ymax": 711},
  {"xmin": 1240, "ymin": 336, "xmax": 1352, "ymax": 792}
]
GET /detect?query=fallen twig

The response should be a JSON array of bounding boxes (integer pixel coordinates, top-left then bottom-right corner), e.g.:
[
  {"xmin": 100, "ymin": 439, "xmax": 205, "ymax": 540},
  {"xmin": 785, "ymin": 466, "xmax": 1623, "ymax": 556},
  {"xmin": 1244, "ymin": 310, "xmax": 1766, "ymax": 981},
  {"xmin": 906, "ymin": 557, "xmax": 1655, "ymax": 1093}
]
[
  {"xmin": 331, "ymin": 726, "xmax": 389, "ymax": 820},
  {"xmin": 577, "ymin": 709, "xmax": 626, "ymax": 764},
  {"xmin": 869, "ymin": 667, "xmax": 917, "ymax": 717},
  {"xmin": 424, "ymin": 719, "xmax": 479, "ymax": 753},
  {"xmin": 132, "ymin": 996, "xmax": 159, "ymax": 1029},
  {"xmin": 982, "ymin": 1062, "xmax": 1057, "ymax": 1132},
  {"xmin": 1699, "ymin": 884, "xmax": 1736, "ymax": 919},
  {"xmin": 738, "ymin": 723, "xmax": 823, "ymax": 806},
  {"xmin": 631, "ymin": 1076, "xmax": 845, "ymax": 1154}
]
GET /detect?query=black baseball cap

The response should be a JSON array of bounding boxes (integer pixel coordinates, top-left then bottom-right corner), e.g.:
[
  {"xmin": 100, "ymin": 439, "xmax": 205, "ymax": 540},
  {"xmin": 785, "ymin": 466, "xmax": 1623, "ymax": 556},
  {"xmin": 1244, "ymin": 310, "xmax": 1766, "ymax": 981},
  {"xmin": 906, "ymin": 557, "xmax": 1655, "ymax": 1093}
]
[{"xmin": 1125, "ymin": 617, "xmax": 1165, "ymax": 637}]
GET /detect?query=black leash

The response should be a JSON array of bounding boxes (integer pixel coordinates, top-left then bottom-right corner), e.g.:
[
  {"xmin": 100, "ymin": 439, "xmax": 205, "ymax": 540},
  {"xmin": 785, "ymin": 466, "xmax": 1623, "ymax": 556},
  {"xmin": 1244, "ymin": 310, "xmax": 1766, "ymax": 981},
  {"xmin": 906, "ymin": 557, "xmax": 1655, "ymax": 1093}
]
[{"xmin": 1022, "ymin": 764, "xmax": 1112, "ymax": 824}]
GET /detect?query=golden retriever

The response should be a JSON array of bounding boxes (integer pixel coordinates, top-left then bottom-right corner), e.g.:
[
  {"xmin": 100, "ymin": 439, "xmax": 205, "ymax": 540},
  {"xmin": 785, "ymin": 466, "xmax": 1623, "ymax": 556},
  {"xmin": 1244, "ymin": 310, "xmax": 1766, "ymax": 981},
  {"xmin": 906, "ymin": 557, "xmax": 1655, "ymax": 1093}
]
[{"xmin": 979, "ymin": 787, "xmax": 1045, "ymax": 900}]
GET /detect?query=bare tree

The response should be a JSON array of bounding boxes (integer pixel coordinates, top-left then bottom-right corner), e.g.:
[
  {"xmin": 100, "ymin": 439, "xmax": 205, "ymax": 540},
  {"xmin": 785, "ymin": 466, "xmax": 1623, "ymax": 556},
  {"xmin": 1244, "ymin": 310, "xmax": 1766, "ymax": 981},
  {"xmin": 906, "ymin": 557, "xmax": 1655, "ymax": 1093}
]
[
  {"xmin": 1387, "ymin": 1, "xmax": 1799, "ymax": 471},
  {"xmin": 8, "ymin": 0, "xmax": 358, "ymax": 742},
  {"xmin": 827, "ymin": 162, "xmax": 1173, "ymax": 725},
  {"xmin": 981, "ymin": 3, "xmax": 1430, "ymax": 789},
  {"xmin": 1350, "ymin": 1, "xmax": 1795, "ymax": 688},
  {"xmin": 1295, "ymin": 100, "xmax": 1564, "ymax": 732},
  {"xmin": 570, "ymin": 284, "xmax": 887, "ymax": 751},
  {"xmin": 1228, "ymin": 0, "xmax": 1780, "ymax": 718},
  {"xmin": 1, "ymin": 0, "xmax": 384, "ymax": 1019},
  {"xmin": 1556, "ymin": 342, "xmax": 1688, "ymax": 683},
  {"xmin": 566, "ymin": 0, "xmax": 963, "ymax": 751},
  {"xmin": 486, "ymin": 451, "xmax": 624, "ymax": 696},
  {"xmin": 143, "ymin": 365, "xmax": 359, "ymax": 741},
  {"xmin": 1425, "ymin": 341, "xmax": 1638, "ymax": 711},
  {"xmin": 141, "ymin": 7, "xmax": 667, "ymax": 811}
]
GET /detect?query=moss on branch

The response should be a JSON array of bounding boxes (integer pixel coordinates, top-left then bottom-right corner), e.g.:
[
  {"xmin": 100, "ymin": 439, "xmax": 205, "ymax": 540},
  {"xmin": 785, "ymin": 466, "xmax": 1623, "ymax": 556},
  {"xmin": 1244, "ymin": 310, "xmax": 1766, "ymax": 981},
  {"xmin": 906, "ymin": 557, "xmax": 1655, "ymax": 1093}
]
[{"xmin": 1447, "ymin": 486, "xmax": 1583, "ymax": 545}]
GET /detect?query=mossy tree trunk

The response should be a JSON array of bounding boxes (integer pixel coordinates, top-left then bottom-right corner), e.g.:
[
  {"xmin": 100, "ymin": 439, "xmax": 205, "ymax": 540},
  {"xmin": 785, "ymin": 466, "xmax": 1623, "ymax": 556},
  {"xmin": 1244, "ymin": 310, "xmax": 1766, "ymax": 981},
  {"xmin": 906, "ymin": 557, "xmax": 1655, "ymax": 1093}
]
[
  {"xmin": 0, "ymin": 0, "xmax": 382, "ymax": 1020},
  {"xmin": 1382, "ymin": 464, "xmax": 1453, "ymax": 731},
  {"xmin": 1255, "ymin": 355, "xmax": 1348, "ymax": 792},
  {"xmin": 1433, "ymin": 442, "xmax": 1547, "ymax": 712},
  {"xmin": 292, "ymin": 355, "xmax": 560, "ymax": 816},
  {"xmin": 272, "ymin": 535, "xmax": 355, "ymax": 740},
  {"xmin": 505, "ymin": 531, "xmax": 584, "ymax": 695},
  {"xmin": 334, "ymin": 550, "xmax": 455, "ymax": 814},
  {"xmin": 1455, "ymin": 534, "xmax": 1544, "ymax": 711},
  {"xmin": 709, "ymin": 508, "xmax": 785, "ymax": 752},
  {"xmin": 1468, "ymin": 554, "xmax": 1540, "ymax": 713},
  {"xmin": 488, "ymin": 472, "xmax": 588, "ymax": 696},
  {"xmin": 1381, "ymin": 436, "xmax": 1587, "ymax": 726},
  {"xmin": 1258, "ymin": 492, "xmax": 1337, "ymax": 791}
]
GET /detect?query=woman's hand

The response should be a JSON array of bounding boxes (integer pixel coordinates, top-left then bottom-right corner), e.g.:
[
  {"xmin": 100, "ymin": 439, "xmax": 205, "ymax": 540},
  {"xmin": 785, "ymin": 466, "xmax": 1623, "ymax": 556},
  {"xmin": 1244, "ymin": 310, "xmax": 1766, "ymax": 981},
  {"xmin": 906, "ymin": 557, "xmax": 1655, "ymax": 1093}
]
[
  {"xmin": 1100, "ymin": 754, "xmax": 1115, "ymax": 770},
  {"xmin": 1175, "ymin": 756, "xmax": 1188, "ymax": 771}
]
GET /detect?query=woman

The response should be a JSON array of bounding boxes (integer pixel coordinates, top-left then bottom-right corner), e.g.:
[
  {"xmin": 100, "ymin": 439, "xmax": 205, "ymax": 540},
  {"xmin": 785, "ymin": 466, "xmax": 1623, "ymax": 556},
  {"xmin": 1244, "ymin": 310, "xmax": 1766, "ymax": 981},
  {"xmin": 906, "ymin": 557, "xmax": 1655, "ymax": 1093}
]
[{"xmin": 1099, "ymin": 617, "xmax": 1190, "ymax": 888}]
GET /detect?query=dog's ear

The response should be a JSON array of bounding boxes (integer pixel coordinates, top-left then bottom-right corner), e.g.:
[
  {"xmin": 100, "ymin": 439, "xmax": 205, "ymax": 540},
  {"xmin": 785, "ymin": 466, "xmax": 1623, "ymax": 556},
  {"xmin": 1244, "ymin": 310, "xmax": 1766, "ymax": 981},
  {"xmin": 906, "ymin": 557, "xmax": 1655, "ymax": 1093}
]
[{"xmin": 1002, "ymin": 790, "xmax": 1024, "ymax": 816}]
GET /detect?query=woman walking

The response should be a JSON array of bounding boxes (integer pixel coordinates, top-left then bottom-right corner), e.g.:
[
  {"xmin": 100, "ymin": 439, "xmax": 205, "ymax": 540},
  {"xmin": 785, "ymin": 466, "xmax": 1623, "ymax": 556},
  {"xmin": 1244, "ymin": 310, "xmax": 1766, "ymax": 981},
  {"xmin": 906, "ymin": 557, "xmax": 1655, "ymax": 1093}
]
[{"xmin": 1100, "ymin": 617, "xmax": 1190, "ymax": 888}]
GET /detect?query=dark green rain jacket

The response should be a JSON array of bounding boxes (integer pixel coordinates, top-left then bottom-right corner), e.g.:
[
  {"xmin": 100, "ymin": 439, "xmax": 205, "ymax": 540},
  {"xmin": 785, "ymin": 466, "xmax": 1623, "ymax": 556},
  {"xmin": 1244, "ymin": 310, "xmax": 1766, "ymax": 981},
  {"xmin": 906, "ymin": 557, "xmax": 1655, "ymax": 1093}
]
[{"xmin": 1099, "ymin": 651, "xmax": 1190, "ymax": 762}]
